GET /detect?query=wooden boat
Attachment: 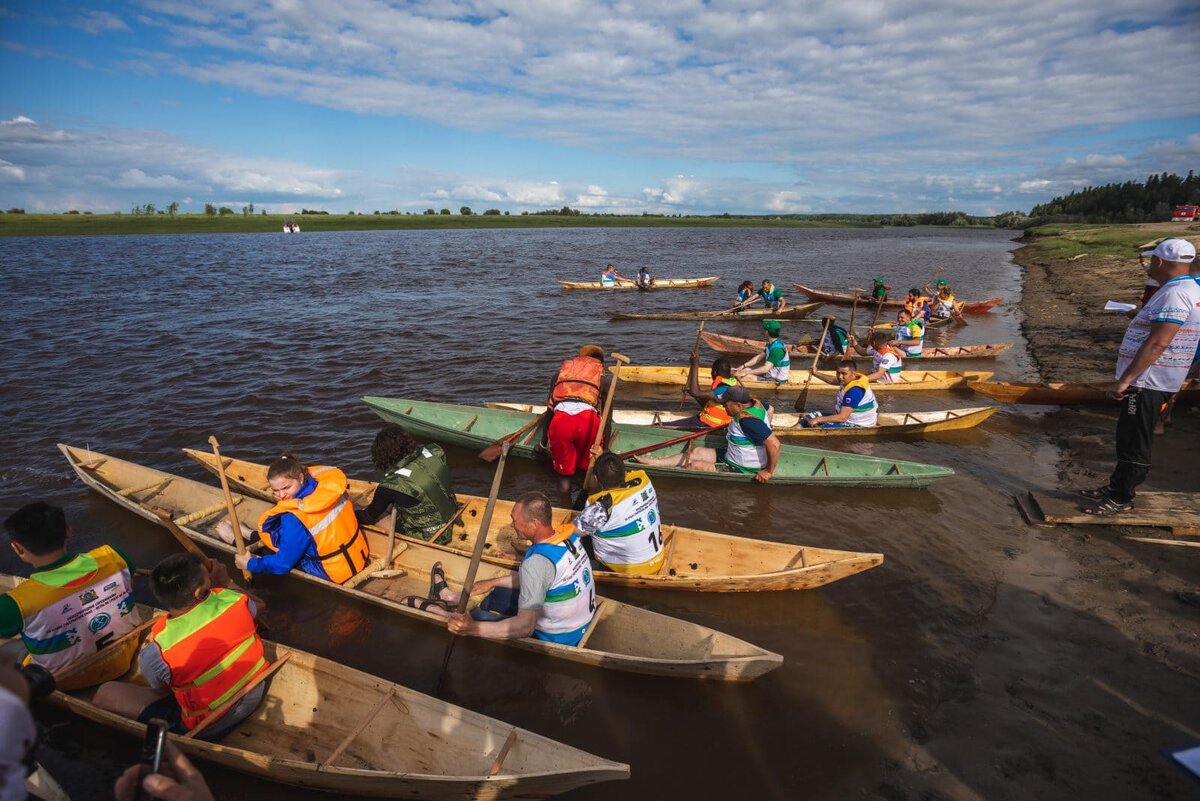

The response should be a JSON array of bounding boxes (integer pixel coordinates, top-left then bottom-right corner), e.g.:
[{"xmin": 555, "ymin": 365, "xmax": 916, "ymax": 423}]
[
  {"xmin": 486, "ymin": 403, "xmax": 999, "ymax": 438},
  {"xmin": 793, "ymin": 283, "xmax": 1004, "ymax": 314},
  {"xmin": 362, "ymin": 398, "xmax": 955, "ymax": 488},
  {"xmin": 611, "ymin": 365, "xmax": 992, "ymax": 392},
  {"xmin": 559, "ymin": 276, "xmax": 719, "ymax": 290},
  {"xmin": 970, "ymin": 379, "xmax": 1200, "ymax": 405},
  {"xmin": 866, "ymin": 316, "xmax": 954, "ymax": 330},
  {"xmin": 609, "ymin": 301, "xmax": 823, "ymax": 321},
  {"xmin": 185, "ymin": 450, "xmax": 883, "ymax": 592},
  {"xmin": 700, "ymin": 331, "xmax": 1013, "ymax": 361},
  {"xmin": 1, "ymin": 575, "xmax": 629, "ymax": 800},
  {"xmin": 60, "ymin": 445, "xmax": 783, "ymax": 681}
]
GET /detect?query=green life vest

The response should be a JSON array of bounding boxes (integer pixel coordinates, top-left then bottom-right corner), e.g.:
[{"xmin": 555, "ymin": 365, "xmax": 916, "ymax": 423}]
[{"xmin": 378, "ymin": 444, "xmax": 459, "ymax": 543}]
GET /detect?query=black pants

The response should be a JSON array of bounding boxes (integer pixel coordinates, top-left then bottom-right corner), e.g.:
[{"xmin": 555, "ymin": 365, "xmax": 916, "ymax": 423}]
[{"xmin": 1107, "ymin": 387, "xmax": 1171, "ymax": 503}]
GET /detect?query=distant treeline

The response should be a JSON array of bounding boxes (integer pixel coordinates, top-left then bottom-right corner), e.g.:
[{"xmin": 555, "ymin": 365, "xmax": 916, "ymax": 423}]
[{"xmin": 1028, "ymin": 172, "xmax": 1200, "ymax": 225}]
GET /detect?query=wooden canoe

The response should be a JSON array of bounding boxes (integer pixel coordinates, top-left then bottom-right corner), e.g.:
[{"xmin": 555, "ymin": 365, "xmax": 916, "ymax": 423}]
[
  {"xmin": 362, "ymin": 398, "xmax": 955, "ymax": 487},
  {"xmin": 970, "ymin": 379, "xmax": 1200, "ymax": 405},
  {"xmin": 60, "ymin": 445, "xmax": 783, "ymax": 681},
  {"xmin": 1, "ymin": 576, "xmax": 629, "ymax": 799},
  {"xmin": 185, "ymin": 450, "xmax": 883, "ymax": 592},
  {"xmin": 559, "ymin": 276, "xmax": 719, "ymax": 290},
  {"xmin": 611, "ymin": 365, "xmax": 993, "ymax": 392},
  {"xmin": 486, "ymin": 403, "xmax": 999, "ymax": 438},
  {"xmin": 700, "ymin": 331, "xmax": 1013, "ymax": 361},
  {"xmin": 793, "ymin": 283, "xmax": 1004, "ymax": 314},
  {"xmin": 609, "ymin": 301, "xmax": 823, "ymax": 321},
  {"xmin": 866, "ymin": 316, "xmax": 955, "ymax": 331}
]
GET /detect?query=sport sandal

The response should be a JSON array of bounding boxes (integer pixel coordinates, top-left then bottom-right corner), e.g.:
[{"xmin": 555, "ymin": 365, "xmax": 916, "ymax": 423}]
[{"xmin": 1082, "ymin": 498, "xmax": 1134, "ymax": 516}]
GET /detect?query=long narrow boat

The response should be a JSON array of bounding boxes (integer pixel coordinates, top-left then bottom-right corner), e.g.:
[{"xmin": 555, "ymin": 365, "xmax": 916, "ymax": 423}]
[
  {"xmin": 611, "ymin": 365, "xmax": 993, "ymax": 392},
  {"xmin": 700, "ymin": 331, "xmax": 1013, "ymax": 361},
  {"xmin": 60, "ymin": 445, "xmax": 782, "ymax": 681},
  {"xmin": 559, "ymin": 276, "xmax": 719, "ymax": 290},
  {"xmin": 486, "ymin": 403, "xmax": 999, "ymax": 438},
  {"xmin": 185, "ymin": 450, "xmax": 883, "ymax": 592},
  {"xmin": 793, "ymin": 283, "xmax": 1004, "ymax": 314},
  {"xmin": 609, "ymin": 301, "xmax": 823, "ymax": 321},
  {"xmin": 970, "ymin": 379, "xmax": 1200, "ymax": 405},
  {"xmin": 1, "ymin": 575, "xmax": 628, "ymax": 799},
  {"xmin": 362, "ymin": 398, "xmax": 955, "ymax": 487}
]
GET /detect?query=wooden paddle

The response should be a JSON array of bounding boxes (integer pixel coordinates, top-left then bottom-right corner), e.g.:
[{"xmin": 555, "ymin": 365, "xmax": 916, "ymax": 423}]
[
  {"xmin": 480, "ymin": 410, "xmax": 548, "ymax": 462},
  {"xmin": 720, "ymin": 295, "xmax": 762, "ymax": 315},
  {"xmin": 582, "ymin": 352, "xmax": 630, "ymax": 491},
  {"xmin": 208, "ymin": 436, "xmax": 252, "ymax": 584},
  {"xmin": 436, "ymin": 442, "xmax": 510, "ymax": 695},
  {"xmin": 842, "ymin": 290, "xmax": 862, "ymax": 361},
  {"xmin": 617, "ymin": 424, "xmax": 727, "ymax": 460},
  {"xmin": 795, "ymin": 316, "xmax": 833, "ymax": 414},
  {"xmin": 680, "ymin": 322, "xmax": 706, "ymax": 410}
]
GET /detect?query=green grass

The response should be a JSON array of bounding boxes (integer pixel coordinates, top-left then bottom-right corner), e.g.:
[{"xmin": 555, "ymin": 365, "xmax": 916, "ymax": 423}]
[
  {"xmin": 0, "ymin": 213, "xmax": 897, "ymax": 237},
  {"xmin": 1019, "ymin": 223, "xmax": 1181, "ymax": 260}
]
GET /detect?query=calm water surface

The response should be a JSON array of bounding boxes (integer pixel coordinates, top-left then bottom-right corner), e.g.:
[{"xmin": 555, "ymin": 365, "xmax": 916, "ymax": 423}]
[{"xmin": 0, "ymin": 227, "xmax": 1058, "ymax": 799}]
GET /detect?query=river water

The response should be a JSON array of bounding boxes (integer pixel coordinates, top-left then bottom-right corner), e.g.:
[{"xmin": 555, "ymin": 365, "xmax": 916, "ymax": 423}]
[{"xmin": 0, "ymin": 226, "xmax": 1064, "ymax": 799}]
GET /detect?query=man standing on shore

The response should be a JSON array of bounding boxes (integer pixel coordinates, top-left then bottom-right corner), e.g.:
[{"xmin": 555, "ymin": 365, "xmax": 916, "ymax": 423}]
[{"xmin": 1081, "ymin": 238, "xmax": 1199, "ymax": 515}]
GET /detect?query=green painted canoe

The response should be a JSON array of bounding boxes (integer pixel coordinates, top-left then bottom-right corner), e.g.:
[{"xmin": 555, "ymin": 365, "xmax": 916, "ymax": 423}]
[{"xmin": 362, "ymin": 397, "xmax": 954, "ymax": 488}]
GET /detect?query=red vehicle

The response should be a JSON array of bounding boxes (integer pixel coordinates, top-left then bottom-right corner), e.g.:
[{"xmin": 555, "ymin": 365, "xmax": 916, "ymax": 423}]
[{"xmin": 1172, "ymin": 205, "xmax": 1199, "ymax": 222}]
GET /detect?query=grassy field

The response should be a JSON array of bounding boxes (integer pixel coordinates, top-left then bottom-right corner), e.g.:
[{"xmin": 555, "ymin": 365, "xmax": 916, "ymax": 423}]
[
  {"xmin": 0, "ymin": 212, "xmax": 901, "ymax": 237},
  {"xmin": 1019, "ymin": 222, "xmax": 1200, "ymax": 260}
]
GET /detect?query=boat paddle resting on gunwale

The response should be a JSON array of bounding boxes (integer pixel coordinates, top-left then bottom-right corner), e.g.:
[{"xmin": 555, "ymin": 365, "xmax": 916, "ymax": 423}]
[
  {"xmin": 362, "ymin": 398, "xmax": 954, "ymax": 488},
  {"xmin": 0, "ymin": 575, "xmax": 629, "ymax": 800},
  {"xmin": 700, "ymin": 331, "xmax": 1013, "ymax": 361},
  {"xmin": 793, "ymin": 283, "xmax": 1004, "ymax": 314},
  {"xmin": 608, "ymin": 301, "xmax": 823, "ymax": 321},
  {"xmin": 611, "ymin": 365, "xmax": 992, "ymax": 392},
  {"xmin": 969, "ymin": 379, "xmax": 1200, "ymax": 405},
  {"xmin": 184, "ymin": 449, "xmax": 884, "ymax": 593},
  {"xmin": 559, "ymin": 276, "xmax": 719, "ymax": 290},
  {"xmin": 485, "ymin": 403, "xmax": 999, "ymax": 439},
  {"xmin": 59, "ymin": 444, "xmax": 783, "ymax": 681}
]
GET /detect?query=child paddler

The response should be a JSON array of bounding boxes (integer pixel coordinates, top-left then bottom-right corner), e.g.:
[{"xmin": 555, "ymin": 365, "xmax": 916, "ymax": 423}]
[
  {"xmin": 570, "ymin": 452, "xmax": 666, "ymax": 574},
  {"xmin": 798, "ymin": 361, "xmax": 879, "ymax": 428},
  {"xmin": 416, "ymin": 492, "xmax": 597, "ymax": 646},
  {"xmin": 734, "ymin": 320, "xmax": 791, "ymax": 383},
  {"xmin": 636, "ymin": 386, "xmax": 781, "ymax": 483},
  {"xmin": 355, "ymin": 424, "xmax": 459, "ymax": 544},
  {"xmin": 731, "ymin": 280, "xmax": 756, "ymax": 312},
  {"xmin": 217, "ymin": 454, "xmax": 370, "ymax": 585},
  {"xmin": 1, "ymin": 502, "xmax": 142, "ymax": 691},
  {"xmin": 847, "ymin": 330, "xmax": 904, "ymax": 383},
  {"xmin": 871, "ymin": 276, "xmax": 890, "ymax": 302},
  {"xmin": 894, "ymin": 308, "xmax": 925, "ymax": 358},
  {"xmin": 93, "ymin": 552, "xmax": 268, "ymax": 741},
  {"xmin": 928, "ymin": 279, "xmax": 958, "ymax": 319},
  {"xmin": 660, "ymin": 351, "xmax": 739, "ymax": 429}
]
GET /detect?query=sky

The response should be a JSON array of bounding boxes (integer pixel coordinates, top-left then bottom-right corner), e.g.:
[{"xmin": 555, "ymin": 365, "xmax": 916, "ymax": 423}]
[{"xmin": 0, "ymin": 0, "xmax": 1198, "ymax": 216}]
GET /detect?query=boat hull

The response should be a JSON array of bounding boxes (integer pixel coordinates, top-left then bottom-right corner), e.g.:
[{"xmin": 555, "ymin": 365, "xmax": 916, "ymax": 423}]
[
  {"xmin": 700, "ymin": 331, "xmax": 1013, "ymax": 361},
  {"xmin": 970, "ymin": 379, "xmax": 1200, "ymax": 405},
  {"xmin": 560, "ymin": 276, "xmax": 719, "ymax": 290},
  {"xmin": 609, "ymin": 301, "xmax": 823, "ymax": 321},
  {"xmin": 613, "ymin": 365, "xmax": 992, "ymax": 392},
  {"xmin": 793, "ymin": 283, "xmax": 1003, "ymax": 314}
]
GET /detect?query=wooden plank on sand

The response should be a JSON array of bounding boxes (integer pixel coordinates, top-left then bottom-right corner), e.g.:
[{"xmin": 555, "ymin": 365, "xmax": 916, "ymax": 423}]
[{"xmin": 1026, "ymin": 490, "xmax": 1200, "ymax": 532}]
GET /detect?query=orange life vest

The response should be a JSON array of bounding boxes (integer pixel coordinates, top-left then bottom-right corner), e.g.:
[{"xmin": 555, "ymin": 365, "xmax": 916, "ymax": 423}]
[
  {"xmin": 257, "ymin": 466, "xmax": 370, "ymax": 585},
  {"xmin": 149, "ymin": 588, "xmax": 268, "ymax": 730},
  {"xmin": 699, "ymin": 375, "xmax": 739, "ymax": 426},
  {"xmin": 905, "ymin": 296, "xmax": 929, "ymax": 317},
  {"xmin": 549, "ymin": 357, "xmax": 603, "ymax": 407}
]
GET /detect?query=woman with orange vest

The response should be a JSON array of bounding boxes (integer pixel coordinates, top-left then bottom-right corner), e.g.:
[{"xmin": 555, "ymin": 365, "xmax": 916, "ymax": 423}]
[
  {"xmin": 93, "ymin": 552, "xmax": 268, "ymax": 740},
  {"xmin": 217, "ymin": 454, "xmax": 370, "ymax": 584},
  {"xmin": 660, "ymin": 351, "xmax": 740, "ymax": 428},
  {"xmin": 545, "ymin": 345, "xmax": 611, "ymax": 495}
]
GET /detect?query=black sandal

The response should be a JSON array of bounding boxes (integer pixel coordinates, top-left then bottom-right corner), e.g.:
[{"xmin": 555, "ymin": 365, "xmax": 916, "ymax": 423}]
[
  {"xmin": 428, "ymin": 561, "xmax": 448, "ymax": 600},
  {"xmin": 1081, "ymin": 498, "xmax": 1134, "ymax": 516},
  {"xmin": 401, "ymin": 595, "xmax": 447, "ymax": 612},
  {"xmin": 1079, "ymin": 486, "xmax": 1112, "ymax": 499}
]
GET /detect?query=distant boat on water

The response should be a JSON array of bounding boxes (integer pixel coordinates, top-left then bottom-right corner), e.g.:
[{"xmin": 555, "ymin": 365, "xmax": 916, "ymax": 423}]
[{"xmin": 283, "ymin": 218, "xmax": 301, "ymax": 233}]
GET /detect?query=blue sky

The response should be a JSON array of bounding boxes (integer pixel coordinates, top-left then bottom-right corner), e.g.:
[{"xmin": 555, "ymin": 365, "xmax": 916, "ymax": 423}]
[{"xmin": 0, "ymin": 0, "xmax": 1197, "ymax": 215}]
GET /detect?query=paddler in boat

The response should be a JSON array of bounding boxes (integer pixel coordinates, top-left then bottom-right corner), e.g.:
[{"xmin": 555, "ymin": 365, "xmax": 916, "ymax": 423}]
[
  {"xmin": 731, "ymin": 280, "xmax": 757, "ymax": 312},
  {"xmin": 93, "ymin": 552, "xmax": 269, "ymax": 741},
  {"xmin": 894, "ymin": 307, "xmax": 925, "ymax": 358},
  {"xmin": 871, "ymin": 276, "xmax": 890, "ymax": 302},
  {"xmin": 797, "ymin": 361, "xmax": 879, "ymax": 429},
  {"xmin": 216, "ymin": 454, "xmax": 371, "ymax": 585},
  {"xmin": 928, "ymin": 279, "xmax": 961, "ymax": 321},
  {"xmin": 600, "ymin": 263, "xmax": 623, "ymax": 287},
  {"xmin": 635, "ymin": 266, "xmax": 652, "ymax": 289},
  {"xmin": 546, "ymin": 345, "xmax": 612, "ymax": 496},
  {"xmin": 635, "ymin": 385, "xmax": 781, "ymax": 483},
  {"xmin": 1, "ymin": 502, "xmax": 143, "ymax": 690},
  {"xmin": 570, "ymin": 452, "xmax": 666, "ymax": 573},
  {"xmin": 758, "ymin": 279, "xmax": 787, "ymax": 312},
  {"xmin": 354, "ymin": 424, "xmax": 460, "ymax": 544},
  {"xmin": 733, "ymin": 320, "xmax": 791, "ymax": 383},
  {"xmin": 904, "ymin": 287, "xmax": 931, "ymax": 322},
  {"xmin": 414, "ymin": 492, "xmax": 597, "ymax": 646},
  {"xmin": 846, "ymin": 330, "xmax": 904, "ymax": 383},
  {"xmin": 660, "ymin": 350, "xmax": 740, "ymax": 429}
]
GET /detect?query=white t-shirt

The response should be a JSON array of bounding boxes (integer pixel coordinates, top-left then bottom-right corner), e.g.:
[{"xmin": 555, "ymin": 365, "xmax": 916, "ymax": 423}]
[
  {"xmin": 867, "ymin": 347, "xmax": 903, "ymax": 383},
  {"xmin": 0, "ymin": 684, "xmax": 35, "ymax": 801},
  {"xmin": 1116, "ymin": 275, "xmax": 1200, "ymax": 391}
]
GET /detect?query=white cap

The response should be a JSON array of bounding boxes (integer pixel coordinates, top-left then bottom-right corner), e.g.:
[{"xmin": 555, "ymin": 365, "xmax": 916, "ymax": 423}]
[{"xmin": 1141, "ymin": 238, "xmax": 1196, "ymax": 263}]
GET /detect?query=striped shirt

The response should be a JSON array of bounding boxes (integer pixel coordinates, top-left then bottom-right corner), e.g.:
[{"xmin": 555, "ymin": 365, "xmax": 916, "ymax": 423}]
[{"xmin": 1116, "ymin": 275, "xmax": 1200, "ymax": 392}]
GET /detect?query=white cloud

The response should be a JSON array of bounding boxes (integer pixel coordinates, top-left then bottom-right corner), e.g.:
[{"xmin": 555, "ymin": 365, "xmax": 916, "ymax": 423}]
[
  {"xmin": 72, "ymin": 11, "xmax": 130, "ymax": 34},
  {"xmin": 0, "ymin": 159, "xmax": 25, "ymax": 182}
]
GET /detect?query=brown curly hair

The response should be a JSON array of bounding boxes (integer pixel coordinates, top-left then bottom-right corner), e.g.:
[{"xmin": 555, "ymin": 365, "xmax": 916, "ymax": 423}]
[{"xmin": 371, "ymin": 424, "xmax": 418, "ymax": 471}]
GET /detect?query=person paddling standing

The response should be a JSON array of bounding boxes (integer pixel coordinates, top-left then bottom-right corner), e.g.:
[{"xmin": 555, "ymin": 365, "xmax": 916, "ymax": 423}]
[{"xmin": 546, "ymin": 345, "xmax": 612, "ymax": 495}]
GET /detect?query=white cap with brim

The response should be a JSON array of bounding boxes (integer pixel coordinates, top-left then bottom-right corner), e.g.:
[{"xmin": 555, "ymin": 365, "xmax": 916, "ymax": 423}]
[{"xmin": 1142, "ymin": 238, "xmax": 1196, "ymax": 263}]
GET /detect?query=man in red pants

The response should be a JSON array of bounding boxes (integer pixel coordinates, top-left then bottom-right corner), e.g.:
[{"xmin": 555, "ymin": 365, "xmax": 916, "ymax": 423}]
[{"xmin": 545, "ymin": 345, "xmax": 611, "ymax": 496}]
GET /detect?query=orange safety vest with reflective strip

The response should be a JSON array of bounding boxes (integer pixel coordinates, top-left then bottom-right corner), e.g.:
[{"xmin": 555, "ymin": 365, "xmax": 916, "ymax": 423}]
[
  {"xmin": 257, "ymin": 466, "xmax": 370, "ymax": 585},
  {"xmin": 699, "ymin": 375, "xmax": 739, "ymax": 426},
  {"xmin": 548, "ymin": 357, "xmax": 603, "ymax": 408},
  {"xmin": 148, "ymin": 588, "xmax": 268, "ymax": 730}
]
